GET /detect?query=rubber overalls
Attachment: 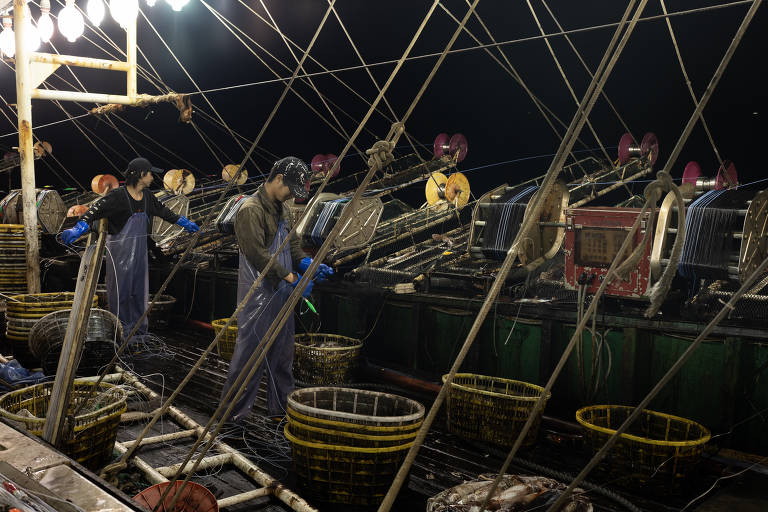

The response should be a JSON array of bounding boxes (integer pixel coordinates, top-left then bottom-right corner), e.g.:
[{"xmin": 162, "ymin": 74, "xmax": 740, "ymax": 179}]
[
  {"xmin": 105, "ymin": 188, "xmax": 150, "ymax": 343},
  {"xmin": 221, "ymin": 220, "xmax": 296, "ymax": 421}
]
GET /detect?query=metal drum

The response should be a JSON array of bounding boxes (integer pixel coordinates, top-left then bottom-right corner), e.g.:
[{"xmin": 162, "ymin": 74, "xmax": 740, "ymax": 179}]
[{"xmin": 0, "ymin": 189, "xmax": 67, "ymax": 233}]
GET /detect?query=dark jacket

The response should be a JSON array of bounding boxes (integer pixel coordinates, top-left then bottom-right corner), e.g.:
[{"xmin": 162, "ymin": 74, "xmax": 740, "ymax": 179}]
[
  {"xmin": 234, "ymin": 186, "xmax": 306, "ymax": 286},
  {"xmin": 81, "ymin": 187, "xmax": 180, "ymax": 235}
]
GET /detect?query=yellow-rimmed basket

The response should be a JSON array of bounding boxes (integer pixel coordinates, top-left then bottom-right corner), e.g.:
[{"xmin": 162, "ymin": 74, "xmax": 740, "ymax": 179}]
[
  {"xmin": 4, "ymin": 292, "xmax": 98, "ymax": 366},
  {"xmin": 285, "ymin": 423, "xmax": 413, "ymax": 506},
  {"xmin": 293, "ymin": 333, "xmax": 362, "ymax": 385},
  {"xmin": 287, "ymin": 387, "xmax": 425, "ymax": 433},
  {"xmin": 576, "ymin": 405, "xmax": 711, "ymax": 488},
  {"xmin": 443, "ymin": 373, "xmax": 551, "ymax": 447},
  {"xmin": 0, "ymin": 381, "xmax": 127, "ymax": 470},
  {"xmin": 212, "ymin": 318, "xmax": 237, "ymax": 360}
]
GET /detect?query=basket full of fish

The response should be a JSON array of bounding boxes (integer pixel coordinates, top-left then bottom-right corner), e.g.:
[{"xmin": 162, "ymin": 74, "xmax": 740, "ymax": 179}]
[{"xmin": 426, "ymin": 474, "xmax": 592, "ymax": 512}]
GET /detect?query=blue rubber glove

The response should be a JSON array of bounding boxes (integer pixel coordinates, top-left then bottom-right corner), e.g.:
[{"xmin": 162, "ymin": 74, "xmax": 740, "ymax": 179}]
[
  {"xmin": 61, "ymin": 220, "xmax": 89, "ymax": 244},
  {"xmin": 176, "ymin": 215, "xmax": 200, "ymax": 233},
  {"xmin": 291, "ymin": 273, "xmax": 314, "ymax": 298},
  {"xmin": 298, "ymin": 257, "xmax": 334, "ymax": 282}
]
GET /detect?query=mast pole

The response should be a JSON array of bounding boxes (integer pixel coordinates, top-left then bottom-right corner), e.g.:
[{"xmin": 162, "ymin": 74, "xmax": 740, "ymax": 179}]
[{"xmin": 14, "ymin": 0, "xmax": 40, "ymax": 293}]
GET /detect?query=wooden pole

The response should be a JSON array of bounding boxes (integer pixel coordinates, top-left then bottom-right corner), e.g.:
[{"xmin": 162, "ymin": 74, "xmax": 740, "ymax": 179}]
[
  {"xmin": 42, "ymin": 219, "xmax": 107, "ymax": 445},
  {"xmin": 13, "ymin": 0, "xmax": 40, "ymax": 293}
]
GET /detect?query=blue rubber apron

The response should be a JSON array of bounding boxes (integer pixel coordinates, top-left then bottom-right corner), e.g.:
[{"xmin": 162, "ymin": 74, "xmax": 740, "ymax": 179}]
[
  {"xmin": 222, "ymin": 220, "xmax": 295, "ymax": 420},
  {"xmin": 105, "ymin": 188, "xmax": 150, "ymax": 343}
]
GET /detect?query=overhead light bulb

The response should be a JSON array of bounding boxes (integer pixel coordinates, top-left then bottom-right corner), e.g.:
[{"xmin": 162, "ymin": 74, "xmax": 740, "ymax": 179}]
[
  {"xmin": 166, "ymin": 0, "xmax": 189, "ymax": 12},
  {"xmin": 146, "ymin": 0, "xmax": 156, "ymax": 6},
  {"xmin": 110, "ymin": 0, "xmax": 139, "ymax": 29},
  {"xmin": 23, "ymin": 6, "xmax": 41, "ymax": 52},
  {"xmin": 58, "ymin": 0, "xmax": 85, "ymax": 43},
  {"xmin": 37, "ymin": 0, "xmax": 54, "ymax": 43},
  {"xmin": 0, "ymin": 16, "xmax": 14, "ymax": 58},
  {"xmin": 87, "ymin": 0, "xmax": 105, "ymax": 27}
]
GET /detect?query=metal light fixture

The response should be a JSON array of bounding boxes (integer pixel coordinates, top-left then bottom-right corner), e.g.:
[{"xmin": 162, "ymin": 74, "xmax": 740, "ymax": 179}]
[
  {"xmin": 0, "ymin": 15, "xmax": 14, "ymax": 58},
  {"xmin": 87, "ymin": 0, "xmax": 105, "ymax": 27},
  {"xmin": 37, "ymin": 0, "xmax": 55, "ymax": 43},
  {"xmin": 166, "ymin": 0, "xmax": 189, "ymax": 12},
  {"xmin": 58, "ymin": 0, "xmax": 85, "ymax": 42},
  {"xmin": 110, "ymin": 0, "xmax": 139, "ymax": 29},
  {"xmin": 23, "ymin": 5, "xmax": 41, "ymax": 52}
]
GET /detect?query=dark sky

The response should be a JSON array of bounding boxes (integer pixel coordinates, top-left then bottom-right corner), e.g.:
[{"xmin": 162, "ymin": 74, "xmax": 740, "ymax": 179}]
[{"xmin": 1, "ymin": 0, "xmax": 765, "ymax": 201}]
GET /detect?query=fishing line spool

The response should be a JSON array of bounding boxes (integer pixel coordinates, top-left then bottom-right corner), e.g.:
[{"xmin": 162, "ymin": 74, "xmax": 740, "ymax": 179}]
[
  {"xmin": 433, "ymin": 132, "xmax": 468, "ymax": 163},
  {"xmin": 617, "ymin": 132, "xmax": 659, "ymax": 166},
  {"xmin": 681, "ymin": 160, "xmax": 738, "ymax": 193}
]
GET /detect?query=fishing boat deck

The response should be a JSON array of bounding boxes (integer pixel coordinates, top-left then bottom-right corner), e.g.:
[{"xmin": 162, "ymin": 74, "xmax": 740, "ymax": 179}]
[{"xmin": 119, "ymin": 326, "xmax": 768, "ymax": 512}]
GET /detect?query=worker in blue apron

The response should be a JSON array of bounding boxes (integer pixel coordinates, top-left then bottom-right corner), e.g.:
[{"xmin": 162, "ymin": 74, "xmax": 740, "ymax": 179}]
[
  {"xmin": 61, "ymin": 157, "xmax": 200, "ymax": 342},
  {"xmin": 222, "ymin": 157, "xmax": 333, "ymax": 422}
]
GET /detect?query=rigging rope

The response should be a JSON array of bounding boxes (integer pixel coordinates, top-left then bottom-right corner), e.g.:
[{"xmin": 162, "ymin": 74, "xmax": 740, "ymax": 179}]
[
  {"xmin": 185, "ymin": 1, "xmax": 751, "ymax": 96},
  {"xmin": 524, "ymin": 0, "xmax": 612, "ymax": 163},
  {"xmin": 539, "ymin": 0, "xmax": 635, "ymax": 140},
  {"xmin": 200, "ymin": 0, "xmax": 381, "ymax": 154},
  {"xmin": 660, "ymin": 0, "xmax": 727, "ymax": 172},
  {"xmin": 258, "ymin": 0, "xmax": 368, "ymax": 163}
]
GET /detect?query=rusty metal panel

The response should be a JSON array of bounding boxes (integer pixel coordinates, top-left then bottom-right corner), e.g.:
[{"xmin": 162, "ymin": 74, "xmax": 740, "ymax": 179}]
[{"xmin": 564, "ymin": 207, "xmax": 653, "ymax": 298}]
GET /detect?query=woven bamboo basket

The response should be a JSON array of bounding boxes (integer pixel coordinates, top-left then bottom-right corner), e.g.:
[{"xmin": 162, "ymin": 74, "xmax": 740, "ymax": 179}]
[
  {"xmin": 4, "ymin": 292, "xmax": 98, "ymax": 366},
  {"xmin": 293, "ymin": 333, "xmax": 362, "ymax": 385},
  {"xmin": 576, "ymin": 405, "xmax": 711, "ymax": 489},
  {"xmin": 0, "ymin": 381, "xmax": 127, "ymax": 470},
  {"xmin": 443, "ymin": 373, "xmax": 551, "ymax": 447},
  {"xmin": 0, "ymin": 224, "xmax": 26, "ymax": 295},
  {"xmin": 212, "ymin": 318, "xmax": 237, "ymax": 360},
  {"xmin": 287, "ymin": 387, "xmax": 424, "ymax": 432},
  {"xmin": 28, "ymin": 309, "xmax": 121, "ymax": 376},
  {"xmin": 285, "ymin": 423, "xmax": 413, "ymax": 506},
  {"xmin": 147, "ymin": 294, "xmax": 176, "ymax": 330}
]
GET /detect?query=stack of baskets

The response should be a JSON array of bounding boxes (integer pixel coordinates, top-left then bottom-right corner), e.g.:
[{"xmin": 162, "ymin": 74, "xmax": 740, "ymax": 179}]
[
  {"xmin": 212, "ymin": 318, "xmax": 237, "ymax": 360},
  {"xmin": 0, "ymin": 381, "xmax": 127, "ymax": 470},
  {"xmin": 28, "ymin": 309, "xmax": 121, "ymax": 376},
  {"xmin": 293, "ymin": 333, "xmax": 362, "ymax": 385},
  {"xmin": 443, "ymin": 373, "xmax": 551, "ymax": 447},
  {"xmin": 285, "ymin": 387, "xmax": 424, "ymax": 506},
  {"xmin": 576, "ymin": 405, "xmax": 711, "ymax": 490},
  {"xmin": 0, "ymin": 224, "xmax": 27, "ymax": 295},
  {"xmin": 147, "ymin": 294, "xmax": 176, "ymax": 330},
  {"xmin": 4, "ymin": 292, "xmax": 98, "ymax": 366}
]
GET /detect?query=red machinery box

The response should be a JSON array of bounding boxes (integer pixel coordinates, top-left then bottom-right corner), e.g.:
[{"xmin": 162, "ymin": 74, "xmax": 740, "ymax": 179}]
[{"xmin": 564, "ymin": 207, "xmax": 653, "ymax": 298}]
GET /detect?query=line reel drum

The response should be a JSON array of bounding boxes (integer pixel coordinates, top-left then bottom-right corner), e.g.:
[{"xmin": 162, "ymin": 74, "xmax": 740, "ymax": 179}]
[
  {"xmin": 469, "ymin": 181, "xmax": 568, "ymax": 270},
  {"xmin": 0, "ymin": 188, "xmax": 67, "ymax": 234},
  {"xmin": 652, "ymin": 161, "xmax": 767, "ymax": 286}
]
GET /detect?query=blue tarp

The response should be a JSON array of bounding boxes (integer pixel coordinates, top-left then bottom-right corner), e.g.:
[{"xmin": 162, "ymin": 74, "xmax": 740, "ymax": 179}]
[{"xmin": 0, "ymin": 360, "xmax": 47, "ymax": 391}]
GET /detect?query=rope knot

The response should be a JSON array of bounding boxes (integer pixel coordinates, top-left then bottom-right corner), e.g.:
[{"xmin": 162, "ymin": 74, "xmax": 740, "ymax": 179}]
[{"xmin": 366, "ymin": 139, "xmax": 395, "ymax": 171}]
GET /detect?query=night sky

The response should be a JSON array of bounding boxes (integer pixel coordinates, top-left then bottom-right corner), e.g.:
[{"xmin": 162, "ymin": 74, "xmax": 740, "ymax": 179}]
[{"xmin": 0, "ymin": 0, "xmax": 765, "ymax": 203}]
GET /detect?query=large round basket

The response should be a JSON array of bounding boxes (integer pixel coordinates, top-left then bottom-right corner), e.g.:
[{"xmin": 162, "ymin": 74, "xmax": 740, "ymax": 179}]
[
  {"xmin": 4, "ymin": 292, "xmax": 98, "ymax": 366},
  {"xmin": 28, "ymin": 309, "xmax": 121, "ymax": 376},
  {"xmin": 133, "ymin": 481, "xmax": 218, "ymax": 512},
  {"xmin": 443, "ymin": 373, "xmax": 550, "ymax": 447},
  {"xmin": 147, "ymin": 294, "xmax": 176, "ymax": 330},
  {"xmin": 0, "ymin": 224, "xmax": 27, "ymax": 295},
  {"xmin": 293, "ymin": 333, "xmax": 362, "ymax": 385},
  {"xmin": 576, "ymin": 405, "xmax": 711, "ymax": 489},
  {"xmin": 287, "ymin": 387, "xmax": 424, "ymax": 433},
  {"xmin": 285, "ymin": 386, "xmax": 423, "ymax": 506},
  {"xmin": 0, "ymin": 381, "xmax": 127, "ymax": 470},
  {"xmin": 212, "ymin": 318, "xmax": 237, "ymax": 360},
  {"xmin": 285, "ymin": 423, "xmax": 413, "ymax": 506}
]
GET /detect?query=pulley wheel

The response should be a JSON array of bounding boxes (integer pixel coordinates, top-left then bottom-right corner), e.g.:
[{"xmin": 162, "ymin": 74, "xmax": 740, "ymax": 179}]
[
  {"xmin": 222, "ymin": 164, "xmax": 248, "ymax": 186},
  {"xmin": 425, "ymin": 172, "xmax": 448, "ymax": 205},
  {"xmin": 715, "ymin": 161, "xmax": 738, "ymax": 190},
  {"xmin": 617, "ymin": 133, "xmax": 635, "ymax": 165},
  {"xmin": 433, "ymin": 133, "xmax": 450, "ymax": 159},
  {"xmin": 445, "ymin": 172, "xmax": 470, "ymax": 208},
  {"xmin": 449, "ymin": 133, "xmax": 468, "ymax": 163}
]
